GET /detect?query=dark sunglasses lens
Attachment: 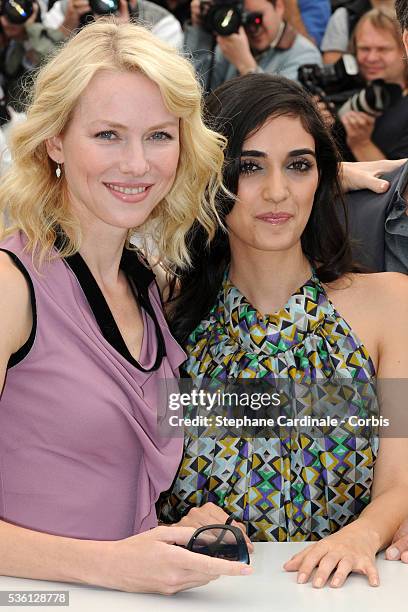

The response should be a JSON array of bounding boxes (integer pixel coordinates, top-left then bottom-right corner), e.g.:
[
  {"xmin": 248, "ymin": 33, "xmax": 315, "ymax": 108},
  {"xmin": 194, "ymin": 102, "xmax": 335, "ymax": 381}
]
[{"xmin": 189, "ymin": 527, "xmax": 241, "ymax": 561}]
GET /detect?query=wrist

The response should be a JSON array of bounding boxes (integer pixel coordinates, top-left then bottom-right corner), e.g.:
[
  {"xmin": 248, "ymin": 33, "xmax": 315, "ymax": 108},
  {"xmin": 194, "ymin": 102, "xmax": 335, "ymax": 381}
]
[
  {"xmin": 346, "ymin": 518, "xmax": 382, "ymax": 552},
  {"xmin": 237, "ymin": 57, "xmax": 257, "ymax": 75},
  {"xmin": 347, "ymin": 136, "xmax": 371, "ymax": 149},
  {"xmin": 56, "ymin": 537, "xmax": 115, "ymax": 587}
]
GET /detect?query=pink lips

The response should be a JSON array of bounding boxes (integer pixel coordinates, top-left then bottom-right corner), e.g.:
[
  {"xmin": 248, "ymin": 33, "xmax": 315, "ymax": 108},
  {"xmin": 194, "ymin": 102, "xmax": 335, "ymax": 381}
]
[
  {"xmin": 103, "ymin": 182, "xmax": 153, "ymax": 204},
  {"xmin": 256, "ymin": 212, "xmax": 293, "ymax": 225}
]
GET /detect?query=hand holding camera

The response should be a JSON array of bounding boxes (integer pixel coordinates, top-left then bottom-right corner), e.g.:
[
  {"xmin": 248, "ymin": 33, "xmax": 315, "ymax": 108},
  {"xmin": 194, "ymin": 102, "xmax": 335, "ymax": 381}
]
[
  {"xmin": 60, "ymin": 0, "xmax": 129, "ymax": 37},
  {"xmin": 341, "ymin": 110, "xmax": 376, "ymax": 150},
  {"xmin": 216, "ymin": 26, "xmax": 257, "ymax": 74},
  {"xmin": 60, "ymin": 0, "xmax": 92, "ymax": 36},
  {"xmin": 192, "ymin": 0, "xmax": 263, "ymax": 75},
  {"xmin": 0, "ymin": 0, "xmax": 38, "ymax": 41}
]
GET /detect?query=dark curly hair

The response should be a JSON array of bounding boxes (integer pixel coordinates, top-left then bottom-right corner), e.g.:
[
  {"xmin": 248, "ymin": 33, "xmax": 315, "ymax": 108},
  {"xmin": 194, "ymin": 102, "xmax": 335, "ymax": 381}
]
[{"xmin": 396, "ymin": 0, "xmax": 408, "ymax": 32}]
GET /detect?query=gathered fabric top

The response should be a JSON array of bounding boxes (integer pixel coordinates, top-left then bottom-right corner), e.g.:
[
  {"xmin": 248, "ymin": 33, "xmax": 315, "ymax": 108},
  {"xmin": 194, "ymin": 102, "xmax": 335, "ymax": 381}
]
[{"xmin": 165, "ymin": 272, "xmax": 379, "ymax": 541}]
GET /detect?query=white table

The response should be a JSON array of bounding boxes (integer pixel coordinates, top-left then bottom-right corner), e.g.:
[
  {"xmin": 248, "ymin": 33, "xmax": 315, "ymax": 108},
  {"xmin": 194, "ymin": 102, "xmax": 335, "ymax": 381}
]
[{"xmin": 0, "ymin": 543, "xmax": 406, "ymax": 612}]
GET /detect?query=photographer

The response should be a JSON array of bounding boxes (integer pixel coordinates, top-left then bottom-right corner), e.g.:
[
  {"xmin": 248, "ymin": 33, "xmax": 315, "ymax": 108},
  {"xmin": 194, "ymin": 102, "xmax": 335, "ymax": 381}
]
[
  {"xmin": 0, "ymin": 0, "xmax": 46, "ymax": 112},
  {"xmin": 321, "ymin": 0, "xmax": 396, "ymax": 64},
  {"xmin": 42, "ymin": 0, "xmax": 183, "ymax": 47},
  {"xmin": 184, "ymin": 0, "xmax": 322, "ymax": 92},
  {"xmin": 340, "ymin": 7, "xmax": 408, "ymax": 160}
]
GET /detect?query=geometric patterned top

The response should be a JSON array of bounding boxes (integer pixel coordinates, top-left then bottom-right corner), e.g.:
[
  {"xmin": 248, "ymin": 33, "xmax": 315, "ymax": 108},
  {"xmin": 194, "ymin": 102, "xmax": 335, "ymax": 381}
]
[{"xmin": 163, "ymin": 273, "xmax": 379, "ymax": 541}]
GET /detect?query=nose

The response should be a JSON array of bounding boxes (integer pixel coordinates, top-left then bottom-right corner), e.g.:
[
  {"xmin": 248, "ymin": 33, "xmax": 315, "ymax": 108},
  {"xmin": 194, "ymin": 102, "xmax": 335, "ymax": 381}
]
[
  {"xmin": 119, "ymin": 139, "xmax": 150, "ymax": 176},
  {"xmin": 365, "ymin": 48, "xmax": 381, "ymax": 63},
  {"xmin": 261, "ymin": 169, "xmax": 290, "ymax": 204}
]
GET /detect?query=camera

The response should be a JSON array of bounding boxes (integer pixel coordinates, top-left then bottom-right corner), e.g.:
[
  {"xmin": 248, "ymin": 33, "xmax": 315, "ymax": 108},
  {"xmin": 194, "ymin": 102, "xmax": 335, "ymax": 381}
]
[
  {"xmin": 88, "ymin": 0, "xmax": 119, "ymax": 15},
  {"xmin": 338, "ymin": 80, "xmax": 402, "ymax": 118},
  {"xmin": 298, "ymin": 54, "xmax": 402, "ymax": 116},
  {"xmin": 0, "ymin": 0, "xmax": 33, "ymax": 24},
  {"xmin": 298, "ymin": 54, "xmax": 364, "ymax": 107},
  {"xmin": 200, "ymin": 0, "xmax": 263, "ymax": 36}
]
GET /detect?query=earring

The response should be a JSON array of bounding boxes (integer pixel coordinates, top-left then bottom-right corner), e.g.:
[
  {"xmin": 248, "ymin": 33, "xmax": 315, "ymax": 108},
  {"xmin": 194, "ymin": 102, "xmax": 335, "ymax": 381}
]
[{"xmin": 55, "ymin": 163, "xmax": 62, "ymax": 179}]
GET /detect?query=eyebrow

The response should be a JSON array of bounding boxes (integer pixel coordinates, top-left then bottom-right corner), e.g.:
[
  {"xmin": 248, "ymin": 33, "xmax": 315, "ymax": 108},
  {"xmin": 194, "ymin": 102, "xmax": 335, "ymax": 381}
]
[
  {"xmin": 88, "ymin": 120, "xmax": 179, "ymax": 129},
  {"xmin": 241, "ymin": 148, "xmax": 316, "ymax": 158}
]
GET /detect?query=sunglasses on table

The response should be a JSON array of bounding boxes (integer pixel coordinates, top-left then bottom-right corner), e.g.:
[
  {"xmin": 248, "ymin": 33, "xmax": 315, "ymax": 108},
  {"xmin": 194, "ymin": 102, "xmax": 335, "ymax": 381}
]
[{"xmin": 186, "ymin": 522, "xmax": 250, "ymax": 565}]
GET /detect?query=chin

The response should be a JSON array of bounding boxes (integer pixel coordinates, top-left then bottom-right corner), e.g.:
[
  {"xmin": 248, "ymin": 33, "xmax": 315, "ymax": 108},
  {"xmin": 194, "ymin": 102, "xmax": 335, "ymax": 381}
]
[
  {"xmin": 249, "ymin": 37, "xmax": 269, "ymax": 53},
  {"xmin": 250, "ymin": 238, "xmax": 298, "ymax": 253}
]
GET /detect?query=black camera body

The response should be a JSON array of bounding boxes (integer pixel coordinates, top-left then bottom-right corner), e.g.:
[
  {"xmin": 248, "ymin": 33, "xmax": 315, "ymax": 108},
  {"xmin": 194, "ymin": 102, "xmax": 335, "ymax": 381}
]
[
  {"xmin": 298, "ymin": 54, "xmax": 364, "ymax": 107},
  {"xmin": 200, "ymin": 0, "xmax": 262, "ymax": 36},
  {"xmin": 88, "ymin": 0, "xmax": 119, "ymax": 15},
  {"xmin": 0, "ymin": 0, "xmax": 33, "ymax": 24},
  {"xmin": 298, "ymin": 54, "xmax": 402, "ymax": 116}
]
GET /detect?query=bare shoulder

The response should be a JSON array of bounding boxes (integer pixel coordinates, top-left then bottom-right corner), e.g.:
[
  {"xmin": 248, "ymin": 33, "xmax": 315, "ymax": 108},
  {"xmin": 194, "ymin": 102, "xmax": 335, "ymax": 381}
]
[
  {"xmin": 0, "ymin": 250, "xmax": 32, "ymax": 357},
  {"xmin": 0, "ymin": 250, "xmax": 31, "ymax": 298},
  {"xmin": 324, "ymin": 273, "xmax": 408, "ymax": 373},
  {"xmin": 327, "ymin": 272, "xmax": 408, "ymax": 306}
]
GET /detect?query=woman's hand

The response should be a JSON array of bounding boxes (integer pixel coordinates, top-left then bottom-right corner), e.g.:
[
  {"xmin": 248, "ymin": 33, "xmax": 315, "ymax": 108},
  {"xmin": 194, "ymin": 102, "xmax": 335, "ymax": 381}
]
[
  {"xmin": 283, "ymin": 523, "xmax": 379, "ymax": 588},
  {"xmin": 100, "ymin": 525, "xmax": 252, "ymax": 594},
  {"xmin": 176, "ymin": 502, "xmax": 254, "ymax": 552},
  {"xmin": 386, "ymin": 517, "xmax": 408, "ymax": 563}
]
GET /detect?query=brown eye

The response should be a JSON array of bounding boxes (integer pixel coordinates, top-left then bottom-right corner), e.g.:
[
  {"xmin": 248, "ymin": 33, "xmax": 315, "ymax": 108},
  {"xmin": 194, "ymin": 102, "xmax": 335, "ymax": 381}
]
[
  {"xmin": 239, "ymin": 161, "xmax": 261, "ymax": 175},
  {"xmin": 288, "ymin": 159, "xmax": 312, "ymax": 172}
]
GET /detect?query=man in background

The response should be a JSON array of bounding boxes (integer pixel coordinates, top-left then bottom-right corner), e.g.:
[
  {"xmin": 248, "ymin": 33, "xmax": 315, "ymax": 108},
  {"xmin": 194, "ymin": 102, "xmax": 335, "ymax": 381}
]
[{"xmin": 184, "ymin": 0, "xmax": 322, "ymax": 92}]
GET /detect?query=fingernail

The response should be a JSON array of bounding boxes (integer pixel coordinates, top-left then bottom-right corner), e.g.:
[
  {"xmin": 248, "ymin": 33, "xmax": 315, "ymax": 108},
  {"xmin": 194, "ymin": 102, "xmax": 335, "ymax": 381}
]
[
  {"xmin": 372, "ymin": 578, "xmax": 379, "ymax": 587},
  {"xmin": 297, "ymin": 573, "xmax": 307, "ymax": 584},
  {"xmin": 331, "ymin": 578, "xmax": 340, "ymax": 587},
  {"xmin": 380, "ymin": 182, "xmax": 388, "ymax": 191},
  {"xmin": 387, "ymin": 547, "xmax": 400, "ymax": 560},
  {"xmin": 240, "ymin": 565, "xmax": 252, "ymax": 575},
  {"xmin": 314, "ymin": 578, "xmax": 323, "ymax": 588}
]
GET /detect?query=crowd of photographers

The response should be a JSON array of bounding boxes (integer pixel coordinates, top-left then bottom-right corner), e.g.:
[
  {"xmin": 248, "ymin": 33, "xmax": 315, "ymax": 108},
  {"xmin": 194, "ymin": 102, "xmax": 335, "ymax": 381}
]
[{"xmin": 1, "ymin": 0, "xmax": 407, "ymax": 162}]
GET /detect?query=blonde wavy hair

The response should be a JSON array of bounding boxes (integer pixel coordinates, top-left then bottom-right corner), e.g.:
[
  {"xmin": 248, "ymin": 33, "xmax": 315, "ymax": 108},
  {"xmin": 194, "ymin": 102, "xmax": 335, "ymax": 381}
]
[{"xmin": 0, "ymin": 19, "xmax": 226, "ymax": 268}]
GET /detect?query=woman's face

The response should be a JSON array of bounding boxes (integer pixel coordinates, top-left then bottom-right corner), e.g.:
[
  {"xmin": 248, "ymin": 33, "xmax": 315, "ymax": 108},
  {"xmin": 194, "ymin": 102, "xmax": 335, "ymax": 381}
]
[
  {"xmin": 46, "ymin": 70, "xmax": 180, "ymax": 233},
  {"xmin": 225, "ymin": 114, "xmax": 319, "ymax": 255}
]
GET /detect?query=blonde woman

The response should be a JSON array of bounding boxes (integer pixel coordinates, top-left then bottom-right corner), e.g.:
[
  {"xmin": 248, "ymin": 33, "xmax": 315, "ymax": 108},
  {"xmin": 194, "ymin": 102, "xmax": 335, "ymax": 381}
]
[{"xmin": 0, "ymin": 20, "xmax": 252, "ymax": 593}]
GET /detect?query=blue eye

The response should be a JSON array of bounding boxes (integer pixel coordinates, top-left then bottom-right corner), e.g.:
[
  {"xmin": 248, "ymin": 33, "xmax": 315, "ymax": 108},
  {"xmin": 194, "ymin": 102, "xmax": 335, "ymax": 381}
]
[
  {"xmin": 239, "ymin": 160, "xmax": 262, "ymax": 175},
  {"xmin": 95, "ymin": 130, "xmax": 117, "ymax": 140},
  {"xmin": 150, "ymin": 131, "xmax": 173, "ymax": 141},
  {"xmin": 288, "ymin": 159, "xmax": 312, "ymax": 172}
]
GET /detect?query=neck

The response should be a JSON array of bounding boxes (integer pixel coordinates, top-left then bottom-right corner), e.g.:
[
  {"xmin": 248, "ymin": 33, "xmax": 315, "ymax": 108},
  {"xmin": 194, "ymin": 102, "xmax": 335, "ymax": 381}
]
[
  {"xmin": 77, "ymin": 224, "xmax": 128, "ymax": 288},
  {"xmin": 228, "ymin": 240, "xmax": 312, "ymax": 315}
]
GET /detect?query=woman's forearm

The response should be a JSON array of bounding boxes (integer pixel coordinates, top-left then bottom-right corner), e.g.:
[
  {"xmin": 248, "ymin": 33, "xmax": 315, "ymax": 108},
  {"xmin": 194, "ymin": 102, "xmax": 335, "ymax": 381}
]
[{"xmin": 0, "ymin": 519, "xmax": 108, "ymax": 585}]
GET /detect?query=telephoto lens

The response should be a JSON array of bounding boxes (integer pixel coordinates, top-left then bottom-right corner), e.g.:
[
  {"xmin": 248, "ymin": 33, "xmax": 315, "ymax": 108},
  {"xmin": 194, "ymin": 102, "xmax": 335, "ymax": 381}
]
[{"xmin": 338, "ymin": 80, "xmax": 402, "ymax": 118}]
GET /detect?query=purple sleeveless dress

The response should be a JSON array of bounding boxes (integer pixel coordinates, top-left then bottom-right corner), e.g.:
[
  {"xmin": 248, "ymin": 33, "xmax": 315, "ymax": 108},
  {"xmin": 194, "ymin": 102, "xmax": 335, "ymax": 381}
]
[{"xmin": 0, "ymin": 231, "xmax": 185, "ymax": 540}]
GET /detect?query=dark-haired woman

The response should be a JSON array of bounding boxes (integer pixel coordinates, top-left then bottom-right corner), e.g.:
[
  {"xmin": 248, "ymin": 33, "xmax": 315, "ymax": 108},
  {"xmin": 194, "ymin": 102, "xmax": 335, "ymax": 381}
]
[{"xmin": 163, "ymin": 74, "xmax": 408, "ymax": 588}]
